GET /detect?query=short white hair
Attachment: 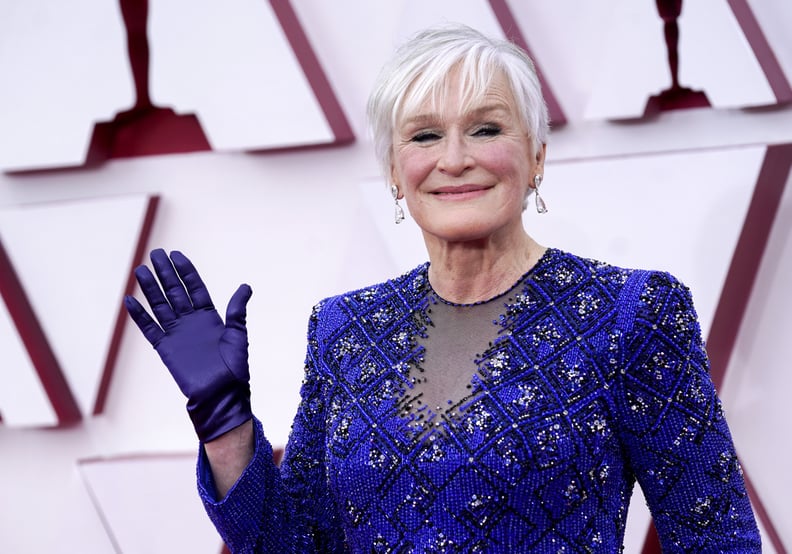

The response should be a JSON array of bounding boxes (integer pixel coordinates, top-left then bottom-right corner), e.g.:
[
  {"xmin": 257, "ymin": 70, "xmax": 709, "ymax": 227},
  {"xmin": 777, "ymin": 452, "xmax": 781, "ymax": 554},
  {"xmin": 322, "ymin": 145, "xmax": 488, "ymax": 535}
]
[{"xmin": 367, "ymin": 23, "xmax": 550, "ymax": 179}]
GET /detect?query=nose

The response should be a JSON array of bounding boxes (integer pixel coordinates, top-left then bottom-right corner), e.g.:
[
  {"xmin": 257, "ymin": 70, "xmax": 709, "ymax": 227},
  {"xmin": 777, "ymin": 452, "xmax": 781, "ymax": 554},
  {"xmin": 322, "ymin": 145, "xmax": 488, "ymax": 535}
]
[{"xmin": 436, "ymin": 133, "xmax": 473, "ymax": 175}]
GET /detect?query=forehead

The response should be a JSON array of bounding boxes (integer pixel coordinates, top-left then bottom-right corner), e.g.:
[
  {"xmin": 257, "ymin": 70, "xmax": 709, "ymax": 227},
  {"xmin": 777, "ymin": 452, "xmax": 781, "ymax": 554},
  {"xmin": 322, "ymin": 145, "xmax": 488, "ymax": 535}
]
[{"xmin": 396, "ymin": 67, "xmax": 518, "ymax": 124}]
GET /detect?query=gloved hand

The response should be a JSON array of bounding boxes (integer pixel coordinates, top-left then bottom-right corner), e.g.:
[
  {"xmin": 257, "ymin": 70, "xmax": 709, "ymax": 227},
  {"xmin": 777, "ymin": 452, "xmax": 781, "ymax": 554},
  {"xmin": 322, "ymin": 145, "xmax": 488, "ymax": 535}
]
[{"xmin": 124, "ymin": 249, "xmax": 253, "ymax": 442}]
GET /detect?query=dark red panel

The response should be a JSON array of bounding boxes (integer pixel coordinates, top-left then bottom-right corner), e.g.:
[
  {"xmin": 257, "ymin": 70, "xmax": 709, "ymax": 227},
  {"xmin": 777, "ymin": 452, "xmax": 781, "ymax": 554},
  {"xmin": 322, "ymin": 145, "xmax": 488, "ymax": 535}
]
[
  {"xmin": 728, "ymin": 0, "xmax": 792, "ymax": 104},
  {"xmin": 642, "ymin": 144, "xmax": 792, "ymax": 553},
  {"xmin": 487, "ymin": 0, "xmax": 567, "ymax": 126},
  {"xmin": 86, "ymin": 0, "xmax": 212, "ymax": 162},
  {"xmin": 93, "ymin": 195, "xmax": 160, "ymax": 414},
  {"xmin": 0, "ymin": 237, "xmax": 81, "ymax": 425},
  {"xmin": 708, "ymin": 144, "xmax": 792, "ymax": 389},
  {"xmin": 268, "ymin": 0, "xmax": 354, "ymax": 146}
]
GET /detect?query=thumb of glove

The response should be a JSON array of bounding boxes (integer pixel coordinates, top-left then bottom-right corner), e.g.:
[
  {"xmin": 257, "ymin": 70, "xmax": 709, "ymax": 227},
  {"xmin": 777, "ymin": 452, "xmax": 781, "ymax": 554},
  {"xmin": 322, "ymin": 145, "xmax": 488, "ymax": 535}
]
[{"xmin": 220, "ymin": 284, "xmax": 253, "ymax": 382}]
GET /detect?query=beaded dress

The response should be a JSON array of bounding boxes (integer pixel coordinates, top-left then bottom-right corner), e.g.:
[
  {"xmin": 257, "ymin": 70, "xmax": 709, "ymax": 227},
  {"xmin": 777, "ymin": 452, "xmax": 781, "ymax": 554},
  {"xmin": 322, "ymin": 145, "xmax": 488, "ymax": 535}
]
[{"xmin": 198, "ymin": 249, "xmax": 760, "ymax": 553}]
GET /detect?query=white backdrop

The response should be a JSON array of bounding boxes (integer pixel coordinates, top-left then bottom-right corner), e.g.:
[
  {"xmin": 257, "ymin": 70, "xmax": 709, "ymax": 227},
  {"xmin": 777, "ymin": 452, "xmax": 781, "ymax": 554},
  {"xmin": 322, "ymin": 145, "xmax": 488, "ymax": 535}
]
[{"xmin": 1, "ymin": 1, "xmax": 791, "ymax": 552}]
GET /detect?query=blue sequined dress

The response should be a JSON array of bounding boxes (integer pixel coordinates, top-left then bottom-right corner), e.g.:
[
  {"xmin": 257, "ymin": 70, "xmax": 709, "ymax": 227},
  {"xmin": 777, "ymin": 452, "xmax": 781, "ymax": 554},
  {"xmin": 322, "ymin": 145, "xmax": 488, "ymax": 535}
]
[{"xmin": 197, "ymin": 249, "xmax": 760, "ymax": 553}]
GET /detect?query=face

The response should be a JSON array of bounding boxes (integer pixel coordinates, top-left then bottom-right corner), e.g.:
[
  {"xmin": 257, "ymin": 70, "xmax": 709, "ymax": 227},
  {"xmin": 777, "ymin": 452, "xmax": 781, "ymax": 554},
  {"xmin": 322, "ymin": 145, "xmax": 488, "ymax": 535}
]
[{"xmin": 390, "ymin": 69, "xmax": 545, "ymax": 247}]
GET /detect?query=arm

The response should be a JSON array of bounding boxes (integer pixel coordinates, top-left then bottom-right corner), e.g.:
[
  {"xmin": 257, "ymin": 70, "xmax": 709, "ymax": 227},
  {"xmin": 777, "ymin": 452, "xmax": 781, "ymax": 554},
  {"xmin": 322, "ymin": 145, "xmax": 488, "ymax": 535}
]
[
  {"xmin": 278, "ymin": 299, "xmax": 347, "ymax": 552},
  {"xmin": 614, "ymin": 271, "xmax": 760, "ymax": 552},
  {"xmin": 126, "ymin": 250, "xmax": 346, "ymax": 551},
  {"xmin": 198, "ymin": 299, "xmax": 348, "ymax": 553},
  {"xmin": 204, "ymin": 419, "xmax": 255, "ymax": 498},
  {"xmin": 125, "ymin": 249, "xmax": 272, "ymax": 548}
]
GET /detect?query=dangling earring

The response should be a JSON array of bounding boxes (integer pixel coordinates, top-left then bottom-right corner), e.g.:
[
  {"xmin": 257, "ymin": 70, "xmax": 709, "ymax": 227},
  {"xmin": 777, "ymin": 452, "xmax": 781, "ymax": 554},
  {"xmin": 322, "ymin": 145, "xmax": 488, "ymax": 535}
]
[
  {"xmin": 533, "ymin": 174, "xmax": 548, "ymax": 214},
  {"xmin": 391, "ymin": 184, "xmax": 405, "ymax": 224}
]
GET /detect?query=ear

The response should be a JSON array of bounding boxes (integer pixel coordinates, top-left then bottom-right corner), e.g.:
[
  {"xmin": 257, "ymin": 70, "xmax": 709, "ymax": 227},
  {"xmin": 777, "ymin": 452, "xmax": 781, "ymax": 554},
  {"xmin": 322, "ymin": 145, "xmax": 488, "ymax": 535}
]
[
  {"xmin": 534, "ymin": 143, "xmax": 547, "ymax": 175},
  {"xmin": 389, "ymin": 165, "xmax": 403, "ymax": 199}
]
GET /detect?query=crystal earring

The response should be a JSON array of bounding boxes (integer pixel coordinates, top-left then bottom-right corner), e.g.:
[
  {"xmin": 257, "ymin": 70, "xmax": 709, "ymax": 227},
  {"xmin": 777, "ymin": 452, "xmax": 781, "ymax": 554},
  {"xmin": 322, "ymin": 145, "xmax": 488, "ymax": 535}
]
[
  {"xmin": 391, "ymin": 184, "xmax": 405, "ymax": 224},
  {"xmin": 533, "ymin": 174, "xmax": 548, "ymax": 214}
]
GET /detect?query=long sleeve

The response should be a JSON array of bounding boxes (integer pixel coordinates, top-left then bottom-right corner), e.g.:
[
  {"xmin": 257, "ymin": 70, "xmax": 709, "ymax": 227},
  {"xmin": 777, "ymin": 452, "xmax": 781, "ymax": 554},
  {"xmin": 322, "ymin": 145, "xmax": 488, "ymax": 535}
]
[
  {"xmin": 198, "ymin": 417, "xmax": 289, "ymax": 552},
  {"xmin": 197, "ymin": 299, "xmax": 347, "ymax": 553},
  {"xmin": 613, "ymin": 270, "xmax": 760, "ymax": 552},
  {"xmin": 277, "ymin": 298, "xmax": 347, "ymax": 552}
]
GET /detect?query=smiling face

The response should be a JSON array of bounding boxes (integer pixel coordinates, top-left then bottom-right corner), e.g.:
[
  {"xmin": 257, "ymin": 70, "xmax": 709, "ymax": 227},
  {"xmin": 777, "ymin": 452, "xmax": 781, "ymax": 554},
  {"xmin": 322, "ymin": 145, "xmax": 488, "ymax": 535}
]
[{"xmin": 390, "ymin": 68, "xmax": 546, "ymax": 248}]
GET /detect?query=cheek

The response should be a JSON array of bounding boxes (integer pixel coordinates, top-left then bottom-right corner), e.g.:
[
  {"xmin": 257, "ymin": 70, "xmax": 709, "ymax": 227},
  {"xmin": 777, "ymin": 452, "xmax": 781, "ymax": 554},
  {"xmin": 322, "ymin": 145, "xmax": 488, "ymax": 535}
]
[
  {"xmin": 486, "ymin": 144, "xmax": 531, "ymax": 176},
  {"xmin": 482, "ymin": 146, "xmax": 532, "ymax": 184},
  {"xmin": 394, "ymin": 149, "xmax": 434, "ymax": 191}
]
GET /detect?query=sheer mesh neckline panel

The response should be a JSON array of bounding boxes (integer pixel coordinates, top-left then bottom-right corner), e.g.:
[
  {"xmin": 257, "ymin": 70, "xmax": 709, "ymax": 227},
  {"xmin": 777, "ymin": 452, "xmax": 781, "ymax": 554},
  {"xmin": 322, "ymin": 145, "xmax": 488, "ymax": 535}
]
[{"xmin": 398, "ymin": 250, "xmax": 552, "ymax": 438}]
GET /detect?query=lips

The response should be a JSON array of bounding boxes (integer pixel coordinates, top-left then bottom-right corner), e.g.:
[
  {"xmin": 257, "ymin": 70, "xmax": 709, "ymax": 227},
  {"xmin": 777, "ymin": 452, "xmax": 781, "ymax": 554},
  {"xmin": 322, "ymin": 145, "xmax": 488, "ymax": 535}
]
[{"xmin": 432, "ymin": 184, "xmax": 491, "ymax": 195}]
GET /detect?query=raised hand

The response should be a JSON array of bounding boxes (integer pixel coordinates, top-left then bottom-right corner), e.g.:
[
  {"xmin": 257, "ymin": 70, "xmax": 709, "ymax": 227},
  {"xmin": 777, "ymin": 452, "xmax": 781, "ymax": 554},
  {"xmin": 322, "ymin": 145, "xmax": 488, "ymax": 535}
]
[{"xmin": 125, "ymin": 249, "xmax": 253, "ymax": 442}]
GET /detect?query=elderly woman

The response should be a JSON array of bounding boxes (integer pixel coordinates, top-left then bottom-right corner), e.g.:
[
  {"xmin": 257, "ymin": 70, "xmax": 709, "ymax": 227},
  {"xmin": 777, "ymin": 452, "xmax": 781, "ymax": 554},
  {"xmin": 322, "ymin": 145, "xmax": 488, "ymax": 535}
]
[{"xmin": 126, "ymin": 24, "xmax": 760, "ymax": 553}]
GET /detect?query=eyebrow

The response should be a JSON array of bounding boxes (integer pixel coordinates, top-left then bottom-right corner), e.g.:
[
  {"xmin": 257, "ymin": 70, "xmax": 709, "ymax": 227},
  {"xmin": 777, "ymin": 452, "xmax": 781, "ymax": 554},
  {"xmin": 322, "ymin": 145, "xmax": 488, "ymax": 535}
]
[{"xmin": 400, "ymin": 103, "xmax": 512, "ymax": 128}]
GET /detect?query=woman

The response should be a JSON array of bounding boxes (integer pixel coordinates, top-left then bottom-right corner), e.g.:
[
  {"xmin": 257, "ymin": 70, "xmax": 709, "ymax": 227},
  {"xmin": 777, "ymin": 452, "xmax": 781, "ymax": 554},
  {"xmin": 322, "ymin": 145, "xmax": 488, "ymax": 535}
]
[{"xmin": 126, "ymin": 24, "xmax": 760, "ymax": 552}]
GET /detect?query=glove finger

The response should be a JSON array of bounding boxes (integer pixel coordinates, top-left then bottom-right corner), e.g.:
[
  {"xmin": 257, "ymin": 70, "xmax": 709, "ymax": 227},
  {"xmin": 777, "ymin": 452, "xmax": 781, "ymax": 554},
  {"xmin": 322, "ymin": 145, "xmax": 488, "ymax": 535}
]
[
  {"xmin": 134, "ymin": 264, "xmax": 177, "ymax": 327},
  {"xmin": 170, "ymin": 250, "xmax": 214, "ymax": 310},
  {"xmin": 124, "ymin": 295, "xmax": 165, "ymax": 345},
  {"xmin": 150, "ymin": 248, "xmax": 193, "ymax": 315},
  {"xmin": 225, "ymin": 284, "xmax": 253, "ymax": 332}
]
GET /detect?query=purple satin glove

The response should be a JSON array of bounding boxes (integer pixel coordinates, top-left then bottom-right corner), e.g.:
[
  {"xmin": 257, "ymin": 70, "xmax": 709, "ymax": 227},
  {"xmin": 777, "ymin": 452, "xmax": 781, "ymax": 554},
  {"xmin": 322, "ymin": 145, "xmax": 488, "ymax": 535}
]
[{"xmin": 124, "ymin": 249, "xmax": 253, "ymax": 442}]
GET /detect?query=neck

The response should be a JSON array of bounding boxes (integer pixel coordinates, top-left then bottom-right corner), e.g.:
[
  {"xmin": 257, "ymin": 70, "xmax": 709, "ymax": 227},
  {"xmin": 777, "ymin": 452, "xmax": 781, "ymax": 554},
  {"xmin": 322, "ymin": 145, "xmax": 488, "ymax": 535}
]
[{"xmin": 425, "ymin": 231, "xmax": 545, "ymax": 304}]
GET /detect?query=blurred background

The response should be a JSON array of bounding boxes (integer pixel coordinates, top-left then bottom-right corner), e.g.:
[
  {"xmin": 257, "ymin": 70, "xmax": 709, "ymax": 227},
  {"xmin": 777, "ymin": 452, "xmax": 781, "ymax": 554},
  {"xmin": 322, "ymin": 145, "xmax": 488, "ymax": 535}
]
[{"xmin": 1, "ymin": 1, "xmax": 790, "ymax": 552}]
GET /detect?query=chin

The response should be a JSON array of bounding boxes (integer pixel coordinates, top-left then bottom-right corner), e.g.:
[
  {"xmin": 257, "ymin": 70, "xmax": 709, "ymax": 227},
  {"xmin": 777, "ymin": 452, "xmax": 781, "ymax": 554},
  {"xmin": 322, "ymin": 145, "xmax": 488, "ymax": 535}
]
[{"xmin": 422, "ymin": 221, "xmax": 501, "ymax": 244}]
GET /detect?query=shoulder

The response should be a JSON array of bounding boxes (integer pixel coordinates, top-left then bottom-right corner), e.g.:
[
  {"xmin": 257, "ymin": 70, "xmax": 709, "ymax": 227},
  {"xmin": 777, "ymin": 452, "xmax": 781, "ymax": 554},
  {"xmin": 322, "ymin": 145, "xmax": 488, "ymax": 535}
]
[
  {"xmin": 544, "ymin": 249, "xmax": 696, "ymax": 327},
  {"xmin": 540, "ymin": 248, "xmax": 636, "ymax": 295},
  {"xmin": 572, "ymin": 254, "xmax": 701, "ymax": 342},
  {"xmin": 307, "ymin": 263, "xmax": 429, "ymax": 340},
  {"xmin": 551, "ymin": 249, "xmax": 686, "ymax": 293},
  {"xmin": 628, "ymin": 270, "xmax": 701, "ymax": 342}
]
